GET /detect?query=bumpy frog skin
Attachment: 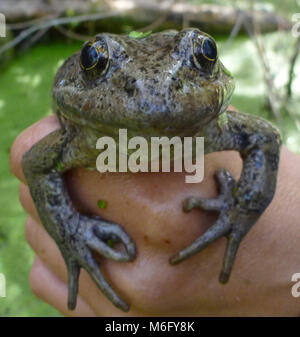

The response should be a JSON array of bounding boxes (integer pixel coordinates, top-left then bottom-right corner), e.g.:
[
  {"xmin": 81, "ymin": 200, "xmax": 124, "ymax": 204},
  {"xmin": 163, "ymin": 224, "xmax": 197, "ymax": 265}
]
[{"xmin": 22, "ymin": 29, "xmax": 281, "ymax": 312}]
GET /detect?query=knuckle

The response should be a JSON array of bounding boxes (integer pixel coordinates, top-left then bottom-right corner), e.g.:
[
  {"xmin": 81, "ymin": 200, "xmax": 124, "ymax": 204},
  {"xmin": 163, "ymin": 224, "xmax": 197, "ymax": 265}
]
[
  {"xmin": 24, "ymin": 216, "xmax": 37, "ymax": 245},
  {"xmin": 18, "ymin": 183, "xmax": 30, "ymax": 212}
]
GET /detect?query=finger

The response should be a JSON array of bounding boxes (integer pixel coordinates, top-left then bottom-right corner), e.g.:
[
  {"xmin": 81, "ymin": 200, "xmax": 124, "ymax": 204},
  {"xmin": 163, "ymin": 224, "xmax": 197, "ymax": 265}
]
[
  {"xmin": 30, "ymin": 256, "xmax": 95, "ymax": 316},
  {"xmin": 19, "ymin": 183, "xmax": 40, "ymax": 222},
  {"xmin": 25, "ymin": 216, "xmax": 70, "ymax": 281},
  {"xmin": 10, "ymin": 115, "xmax": 60, "ymax": 184}
]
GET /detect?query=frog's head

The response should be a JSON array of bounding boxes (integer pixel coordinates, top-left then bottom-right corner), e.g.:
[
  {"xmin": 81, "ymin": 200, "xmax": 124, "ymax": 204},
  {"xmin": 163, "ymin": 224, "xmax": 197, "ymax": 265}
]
[{"xmin": 52, "ymin": 28, "xmax": 234, "ymax": 136}]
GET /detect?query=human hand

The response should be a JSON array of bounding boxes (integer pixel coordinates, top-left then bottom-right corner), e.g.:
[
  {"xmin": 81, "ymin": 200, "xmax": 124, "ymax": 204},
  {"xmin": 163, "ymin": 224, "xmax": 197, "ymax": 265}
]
[{"xmin": 10, "ymin": 114, "xmax": 300, "ymax": 316}]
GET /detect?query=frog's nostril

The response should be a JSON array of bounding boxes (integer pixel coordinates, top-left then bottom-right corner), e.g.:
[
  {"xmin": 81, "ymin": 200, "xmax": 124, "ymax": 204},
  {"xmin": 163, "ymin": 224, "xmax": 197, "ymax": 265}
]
[
  {"xmin": 171, "ymin": 77, "xmax": 183, "ymax": 91},
  {"xmin": 124, "ymin": 78, "xmax": 137, "ymax": 98}
]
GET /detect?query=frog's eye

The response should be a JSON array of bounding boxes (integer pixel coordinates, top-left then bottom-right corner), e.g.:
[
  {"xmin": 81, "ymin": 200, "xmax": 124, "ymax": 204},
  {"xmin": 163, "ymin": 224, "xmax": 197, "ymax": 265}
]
[
  {"xmin": 80, "ymin": 37, "xmax": 109, "ymax": 74},
  {"xmin": 192, "ymin": 36, "xmax": 217, "ymax": 73}
]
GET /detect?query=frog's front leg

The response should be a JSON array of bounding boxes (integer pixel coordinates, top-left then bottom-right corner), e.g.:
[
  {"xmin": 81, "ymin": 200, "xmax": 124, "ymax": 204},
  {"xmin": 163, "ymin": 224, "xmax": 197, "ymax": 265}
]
[
  {"xmin": 22, "ymin": 127, "xmax": 136, "ymax": 311},
  {"xmin": 170, "ymin": 110, "xmax": 281, "ymax": 283}
]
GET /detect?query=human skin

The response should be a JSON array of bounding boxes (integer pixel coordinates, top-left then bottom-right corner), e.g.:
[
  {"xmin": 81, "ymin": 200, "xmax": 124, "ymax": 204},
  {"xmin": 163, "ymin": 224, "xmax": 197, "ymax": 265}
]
[{"xmin": 10, "ymin": 114, "xmax": 300, "ymax": 317}]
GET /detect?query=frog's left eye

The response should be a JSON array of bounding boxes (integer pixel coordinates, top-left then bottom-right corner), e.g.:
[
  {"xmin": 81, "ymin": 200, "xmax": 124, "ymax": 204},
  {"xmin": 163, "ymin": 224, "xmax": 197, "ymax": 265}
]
[
  {"xmin": 80, "ymin": 37, "xmax": 109, "ymax": 74},
  {"xmin": 192, "ymin": 35, "xmax": 217, "ymax": 73}
]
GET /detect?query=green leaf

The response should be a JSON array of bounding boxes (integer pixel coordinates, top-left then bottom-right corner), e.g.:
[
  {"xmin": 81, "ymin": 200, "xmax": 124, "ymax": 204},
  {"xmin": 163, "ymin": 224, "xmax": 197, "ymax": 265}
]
[
  {"xmin": 223, "ymin": 65, "xmax": 233, "ymax": 78},
  {"xmin": 129, "ymin": 30, "xmax": 152, "ymax": 39},
  {"xmin": 66, "ymin": 8, "xmax": 75, "ymax": 17},
  {"xmin": 56, "ymin": 161, "xmax": 63, "ymax": 172},
  {"xmin": 97, "ymin": 199, "xmax": 107, "ymax": 209}
]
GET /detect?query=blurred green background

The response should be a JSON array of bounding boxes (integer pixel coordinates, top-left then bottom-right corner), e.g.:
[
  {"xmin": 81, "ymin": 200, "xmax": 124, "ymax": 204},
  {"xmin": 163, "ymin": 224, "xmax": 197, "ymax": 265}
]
[{"xmin": 0, "ymin": 0, "xmax": 299, "ymax": 316}]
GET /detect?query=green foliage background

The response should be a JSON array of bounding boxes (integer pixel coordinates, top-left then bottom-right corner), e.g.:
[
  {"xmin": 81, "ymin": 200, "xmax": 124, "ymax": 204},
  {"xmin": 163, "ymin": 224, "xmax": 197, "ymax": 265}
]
[{"xmin": 0, "ymin": 0, "xmax": 299, "ymax": 316}]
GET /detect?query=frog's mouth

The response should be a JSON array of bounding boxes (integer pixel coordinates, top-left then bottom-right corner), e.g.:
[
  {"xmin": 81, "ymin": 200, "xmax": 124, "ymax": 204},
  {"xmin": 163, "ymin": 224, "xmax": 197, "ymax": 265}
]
[{"xmin": 221, "ymin": 80, "xmax": 235, "ymax": 114}]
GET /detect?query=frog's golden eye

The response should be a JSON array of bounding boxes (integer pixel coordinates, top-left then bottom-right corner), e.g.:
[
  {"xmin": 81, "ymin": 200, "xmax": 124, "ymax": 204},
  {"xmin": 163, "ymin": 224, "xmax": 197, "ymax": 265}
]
[
  {"xmin": 80, "ymin": 37, "xmax": 109, "ymax": 73},
  {"xmin": 192, "ymin": 36, "xmax": 217, "ymax": 73}
]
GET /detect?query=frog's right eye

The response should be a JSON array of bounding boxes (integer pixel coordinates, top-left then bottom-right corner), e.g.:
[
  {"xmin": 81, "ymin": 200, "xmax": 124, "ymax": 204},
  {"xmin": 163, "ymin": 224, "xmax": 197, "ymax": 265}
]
[
  {"xmin": 80, "ymin": 37, "xmax": 109, "ymax": 74},
  {"xmin": 192, "ymin": 35, "xmax": 217, "ymax": 74}
]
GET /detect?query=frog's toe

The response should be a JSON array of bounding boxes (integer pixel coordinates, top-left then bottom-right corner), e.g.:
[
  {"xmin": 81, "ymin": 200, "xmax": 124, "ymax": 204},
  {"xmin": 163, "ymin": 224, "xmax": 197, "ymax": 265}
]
[
  {"xmin": 219, "ymin": 233, "xmax": 242, "ymax": 284},
  {"xmin": 169, "ymin": 216, "xmax": 231, "ymax": 265},
  {"xmin": 214, "ymin": 168, "xmax": 236, "ymax": 196},
  {"xmin": 84, "ymin": 251, "xmax": 130, "ymax": 312},
  {"xmin": 183, "ymin": 196, "xmax": 223, "ymax": 212},
  {"xmin": 66, "ymin": 260, "xmax": 80, "ymax": 310},
  {"xmin": 85, "ymin": 219, "xmax": 136, "ymax": 262},
  {"xmin": 183, "ymin": 168, "xmax": 236, "ymax": 213},
  {"xmin": 66, "ymin": 248, "xmax": 130, "ymax": 312}
]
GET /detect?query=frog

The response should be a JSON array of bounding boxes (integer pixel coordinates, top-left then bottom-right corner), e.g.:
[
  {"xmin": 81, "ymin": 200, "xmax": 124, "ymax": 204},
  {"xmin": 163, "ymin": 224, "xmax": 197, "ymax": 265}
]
[{"xmin": 22, "ymin": 28, "xmax": 281, "ymax": 312}]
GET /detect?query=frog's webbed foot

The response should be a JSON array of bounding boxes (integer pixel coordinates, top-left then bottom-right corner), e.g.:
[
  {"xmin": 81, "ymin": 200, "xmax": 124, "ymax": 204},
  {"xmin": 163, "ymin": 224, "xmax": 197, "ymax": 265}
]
[
  {"xmin": 170, "ymin": 168, "xmax": 249, "ymax": 283},
  {"xmin": 61, "ymin": 214, "xmax": 135, "ymax": 311}
]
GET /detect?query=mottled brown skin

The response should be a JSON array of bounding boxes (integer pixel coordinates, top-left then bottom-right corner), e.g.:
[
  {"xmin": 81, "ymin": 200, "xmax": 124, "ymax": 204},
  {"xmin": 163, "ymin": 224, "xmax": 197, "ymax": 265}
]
[{"xmin": 21, "ymin": 28, "xmax": 281, "ymax": 312}]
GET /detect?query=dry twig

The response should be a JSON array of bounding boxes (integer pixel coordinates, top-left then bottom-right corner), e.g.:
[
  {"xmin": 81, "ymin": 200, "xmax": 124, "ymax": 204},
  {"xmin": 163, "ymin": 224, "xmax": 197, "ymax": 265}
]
[
  {"xmin": 286, "ymin": 36, "xmax": 300, "ymax": 99},
  {"xmin": 244, "ymin": 1, "xmax": 282, "ymax": 120},
  {"xmin": 0, "ymin": 10, "xmax": 121, "ymax": 57}
]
